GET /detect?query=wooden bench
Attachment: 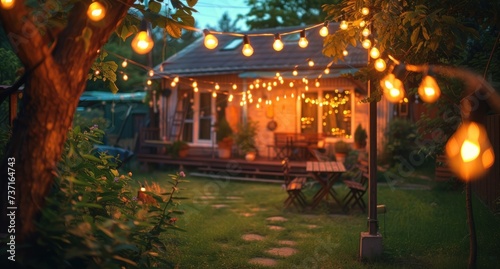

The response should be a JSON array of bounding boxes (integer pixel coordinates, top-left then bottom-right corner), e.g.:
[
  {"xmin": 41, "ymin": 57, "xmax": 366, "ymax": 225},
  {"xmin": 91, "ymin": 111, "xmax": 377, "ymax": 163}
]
[
  {"xmin": 269, "ymin": 132, "xmax": 326, "ymax": 160},
  {"xmin": 342, "ymin": 160, "xmax": 369, "ymax": 212}
]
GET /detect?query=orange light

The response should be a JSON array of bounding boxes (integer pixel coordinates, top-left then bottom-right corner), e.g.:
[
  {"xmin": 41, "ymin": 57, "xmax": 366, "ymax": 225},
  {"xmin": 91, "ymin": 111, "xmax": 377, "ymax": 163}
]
[
  {"xmin": 446, "ymin": 121, "xmax": 495, "ymax": 180},
  {"xmin": 1, "ymin": 0, "xmax": 15, "ymax": 9},
  {"xmin": 298, "ymin": 30, "xmax": 308, "ymax": 48},
  {"xmin": 319, "ymin": 22, "xmax": 329, "ymax": 37},
  {"xmin": 340, "ymin": 20, "xmax": 348, "ymax": 30},
  {"xmin": 362, "ymin": 39, "xmax": 372, "ymax": 49},
  {"xmin": 131, "ymin": 31, "xmax": 154, "ymax": 54},
  {"xmin": 418, "ymin": 75, "xmax": 441, "ymax": 103},
  {"xmin": 370, "ymin": 47, "xmax": 380, "ymax": 59},
  {"xmin": 242, "ymin": 35, "xmax": 254, "ymax": 57},
  {"xmin": 381, "ymin": 73, "xmax": 405, "ymax": 103},
  {"xmin": 374, "ymin": 58, "xmax": 386, "ymax": 72},
  {"xmin": 273, "ymin": 33, "xmax": 284, "ymax": 51},
  {"xmin": 87, "ymin": 2, "xmax": 106, "ymax": 22}
]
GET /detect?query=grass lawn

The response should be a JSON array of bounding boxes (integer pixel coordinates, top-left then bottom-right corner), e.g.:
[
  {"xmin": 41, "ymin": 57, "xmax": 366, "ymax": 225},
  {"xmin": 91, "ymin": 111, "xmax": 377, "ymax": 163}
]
[{"xmin": 137, "ymin": 170, "xmax": 500, "ymax": 269}]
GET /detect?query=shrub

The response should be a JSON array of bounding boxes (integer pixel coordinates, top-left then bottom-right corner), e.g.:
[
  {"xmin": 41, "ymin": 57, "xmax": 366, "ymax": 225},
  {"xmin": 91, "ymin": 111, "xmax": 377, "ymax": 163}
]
[
  {"xmin": 382, "ymin": 118, "xmax": 418, "ymax": 166},
  {"xmin": 234, "ymin": 120, "xmax": 259, "ymax": 154},
  {"xmin": 13, "ymin": 125, "xmax": 187, "ymax": 268}
]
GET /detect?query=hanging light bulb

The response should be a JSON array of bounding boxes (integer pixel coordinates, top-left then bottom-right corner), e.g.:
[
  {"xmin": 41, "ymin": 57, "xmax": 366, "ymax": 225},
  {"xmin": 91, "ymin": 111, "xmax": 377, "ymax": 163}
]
[
  {"xmin": 194, "ymin": 87, "xmax": 199, "ymax": 92},
  {"xmin": 340, "ymin": 20, "xmax": 348, "ymax": 30},
  {"xmin": 319, "ymin": 21, "xmax": 329, "ymax": 37},
  {"xmin": 362, "ymin": 28, "xmax": 371, "ymax": 37},
  {"xmin": 148, "ymin": 69, "xmax": 154, "ymax": 77},
  {"xmin": 446, "ymin": 121, "xmax": 495, "ymax": 180},
  {"xmin": 122, "ymin": 73, "xmax": 128, "ymax": 81},
  {"xmin": 131, "ymin": 29, "xmax": 154, "ymax": 54},
  {"xmin": 215, "ymin": 83, "xmax": 220, "ymax": 90},
  {"xmin": 242, "ymin": 35, "xmax": 254, "ymax": 57},
  {"xmin": 192, "ymin": 81, "xmax": 197, "ymax": 88},
  {"xmin": 121, "ymin": 59, "xmax": 128, "ymax": 68},
  {"xmin": 173, "ymin": 76, "xmax": 179, "ymax": 83},
  {"xmin": 374, "ymin": 58, "xmax": 387, "ymax": 72},
  {"xmin": 289, "ymin": 82, "xmax": 294, "ymax": 87},
  {"xmin": 87, "ymin": 1, "xmax": 106, "ymax": 22},
  {"xmin": 0, "ymin": 0, "xmax": 14, "ymax": 9},
  {"xmin": 170, "ymin": 81, "xmax": 176, "ymax": 87},
  {"xmin": 369, "ymin": 47, "xmax": 380, "ymax": 59},
  {"xmin": 293, "ymin": 69, "xmax": 298, "ymax": 76},
  {"xmin": 362, "ymin": 39, "xmax": 372, "ymax": 49},
  {"xmin": 308, "ymin": 58, "xmax": 314, "ymax": 67},
  {"xmin": 380, "ymin": 64, "xmax": 406, "ymax": 103},
  {"xmin": 232, "ymin": 84, "xmax": 237, "ymax": 90},
  {"xmin": 359, "ymin": 20, "xmax": 366, "ymax": 28},
  {"xmin": 418, "ymin": 72, "xmax": 441, "ymax": 103},
  {"xmin": 315, "ymin": 80, "xmax": 320, "ymax": 87},
  {"xmin": 203, "ymin": 29, "xmax": 218, "ymax": 49},
  {"xmin": 273, "ymin": 33, "xmax": 284, "ymax": 51},
  {"xmin": 147, "ymin": 79, "xmax": 152, "ymax": 86},
  {"xmin": 212, "ymin": 92, "xmax": 217, "ymax": 98},
  {"xmin": 342, "ymin": 49, "xmax": 349, "ymax": 56},
  {"xmin": 324, "ymin": 68, "xmax": 330, "ymax": 74},
  {"xmin": 361, "ymin": 7, "xmax": 370, "ymax": 15},
  {"xmin": 298, "ymin": 30, "xmax": 308, "ymax": 48}
]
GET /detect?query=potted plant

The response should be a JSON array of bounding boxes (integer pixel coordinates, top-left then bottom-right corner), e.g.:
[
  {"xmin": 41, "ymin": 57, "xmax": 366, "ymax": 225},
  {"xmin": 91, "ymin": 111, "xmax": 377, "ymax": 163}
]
[
  {"xmin": 235, "ymin": 120, "xmax": 259, "ymax": 161},
  {"xmin": 169, "ymin": 140, "xmax": 189, "ymax": 158},
  {"xmin": 334, "ymin": 140, "xmax": 350, "ymax": 163},
  {"xmin": 354, "ymin": 124, "xmax": 368, "ymax": 150},
  {"xmin": 215, "ymin": 117, "xmax": 234, "ymax": 159}
]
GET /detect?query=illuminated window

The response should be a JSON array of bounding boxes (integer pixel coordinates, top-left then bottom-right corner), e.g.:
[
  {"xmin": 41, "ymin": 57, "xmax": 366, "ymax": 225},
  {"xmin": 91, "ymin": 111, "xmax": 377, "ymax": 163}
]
[{"xmin": 322, "ymin": 89, "xmax": 352, "ymax": 137}]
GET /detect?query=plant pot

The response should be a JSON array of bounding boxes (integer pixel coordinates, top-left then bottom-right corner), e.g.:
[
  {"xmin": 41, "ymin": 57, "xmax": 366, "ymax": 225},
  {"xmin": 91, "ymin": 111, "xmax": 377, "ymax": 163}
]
[
  {"xmin": 245, "ymin": 152, "xmax": 256, "ymax": 161},
  {"xmin": 218, "ymin": 148, "xmax": 231, "ymax": 159}
]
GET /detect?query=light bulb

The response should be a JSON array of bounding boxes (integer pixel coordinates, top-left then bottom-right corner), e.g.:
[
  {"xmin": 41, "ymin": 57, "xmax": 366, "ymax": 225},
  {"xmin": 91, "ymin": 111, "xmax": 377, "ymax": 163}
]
[
  {"xmin": 362, "ymin": 39, "xmax": 372, "ymax": 49},
  {"xmin": 380, "ymin": 72, "xmax": 405, "ymax": 103},
  {"xmin": 308, "ymin": 59, "xmax": 314, "ymax": 66},
  {"xmin": 418, "ymin": 75, "xmax": 441, "ymax": 103},
  {"xmin": 340, "ymin": 20, "xmax": 348, "ymax": 30},
  {"xmin": 342, "ymin": 49, "xmax": 348, "ymax": 56},
  {"xmin": 273, "ymin": 33, "xmax": 284, "ymax": 51},
  {"xmin": 87, "ymin": 2, "xmax": 106, "ymax": 21},
  {"xmin": 131, "ymin": 31, "xmax": 154, "ymax": 54},
  {"xmin": 215, "ymin": 83, "xmax": 220, "ymax": 90},
  {"xmin": 232, "ymin": 84, "xmax": 237, "ymax": 90},
  {"xmin": 194, "ymin": 87, "xmax": 199, "ymax": 92},
  {"xmin": 147, "ymin": 79, "xmax": 152, "ymax": 86},
  {"xmin": 298, "ymin": 30, "xmax": 308, "ymax": 48},
  {"xmin": 362, "ymin": 28, "xmax": 370, "ymax": 37},
  {"xmin": 121, "ymin": 60, "xmax": 128, "ymax": 68},
  {"xmin": 324, "ymin": 68, "xmax": 330, "ymax": 74},
  {"xmin": 148, "ymin": 70, "xmax": 154, "ymax": 77},
  {"xmin": 315, "ymin": 81, "xmax": 320, "ymax": 87},
  {"xmin": 374, "ymin": 58, "xmax": 386, "ymax": 72},
  {"xmin": 293, "ymin": 70, "xmax": 298, "ymax": 76},
  {"xmin": 361, "ymin": 7, "xmax": 370, "ymax": 15},
  {"xmin": 203, "ymin": 30, "xmax": 218, "ymax": 49},
  {"xmin": 446, "ymin": 121, "xmax": 495, "ymax": 180},
  {"xmin": 140, "ymin": 186, "xmax": 146, "ymax": 192},
  {"xmin": 192, "ymin": 81, "xmax": 197, "ymax": 87},
  {"xmin": 174, "ymin": 76, "xmax": 179, "ymax": 83},
  {"xmin": 122, "ymin": 74, "xmax": 128, "ymax": 81},
  {"xmin": 170, "ymin": 81, "xmax": 176, "ymax": 87},
  {"xmin": 242, "ymin": 35, "xmax": 254, "ymax": 57},
  {"xmin": 369, "ymin": 47, "xmax": 380, "ymax": 59},
  {"xmin": 0, "ymin": 0, "xmax": 14, "ymax": 9},
  {"xmin": 212, "ymin": 92, "xmax": 217, "ymax": 98},
  {"xmin": 319, "ymin": 25, "xmax": 329, "ymax": 37},
  {"xmin": 359, "ymin": 20, "xmax": 366, "ymax": 28}
]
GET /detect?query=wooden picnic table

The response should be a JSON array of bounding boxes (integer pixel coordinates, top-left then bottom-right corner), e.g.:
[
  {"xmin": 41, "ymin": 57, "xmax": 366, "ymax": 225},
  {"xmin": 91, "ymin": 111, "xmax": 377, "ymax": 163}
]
[{"xmin": 306, "ymin": 161, "xmax": 346, "ymax": 209}]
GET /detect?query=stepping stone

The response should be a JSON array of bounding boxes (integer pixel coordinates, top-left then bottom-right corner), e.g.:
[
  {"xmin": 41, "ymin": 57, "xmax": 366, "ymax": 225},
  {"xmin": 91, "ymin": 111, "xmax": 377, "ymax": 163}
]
[
  {"xmin": 240, "ymin": 212, "xmax": 255, "ymax": 217},
  {"xmin": 305, "ymin": 224, "xmax": 319, "ymax": 229},
  {"xmin": 211, "ymin": 204, "xmax": 229, "ymax": 209},
  {"xmin": 251, "ymin": 207, "xmax": 267, "ymax": 212},
  {"xmin": 225, "ymin": 196, "xmax": 243, "ymax": 200},
  {"xmin": 200, "ymin": 195, "xmax": 216, "ymax": 200},
  {"xmin": 278, "ymin": 240, "xmax": 297, "ymax": 246},
  {"xmin": 266, "ymin": 216, "xmax": 288, "ymax": 222},
  {"xmin": 267, "ymin": 225, "xmax": 285, "ymax": 231},
  {"xmin": 248, "ymin": 258, "xmax": 277, "ymax": 267},
  {"xmin": 242, "ymin": 234, "xmax": 265, "ymax": 241},
  {"xmin": 265, "ymin": 247, "xmax": 298, "ymax": 257}
]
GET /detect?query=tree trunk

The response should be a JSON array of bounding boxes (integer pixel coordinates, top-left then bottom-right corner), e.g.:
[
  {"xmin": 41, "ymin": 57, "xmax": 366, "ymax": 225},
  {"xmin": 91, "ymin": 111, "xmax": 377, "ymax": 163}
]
[{"xmin": 0, "ymin": 0, "xmax": 135, "ymax": 243}]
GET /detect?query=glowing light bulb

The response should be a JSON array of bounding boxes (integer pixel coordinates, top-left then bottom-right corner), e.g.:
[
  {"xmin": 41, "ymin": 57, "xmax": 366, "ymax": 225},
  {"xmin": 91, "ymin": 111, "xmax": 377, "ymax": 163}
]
[
  {"xmin": 122, "ymin": 74, "xmax": 128, "ymax": 81},
  {"xmin": 359, "ymin": 20, "xmax": 366, "ymax": 28},
  {"xmin": 170, "ymin": 81, "xmax": 176, "ymax": 87},
  {"xmin": 192, "ymin": 81, "xmax": 197, "ymax": 87},
  {"xmin": 203, "ymin": 30, "xmax": 218, "ymax": 49},
  {"xmin": 315, "ymin": 81, "xmax": 320, "ymax": 87},
  {"xmin": 140, "ymin": 186, "xmax": 146, "ymax": 192},
  {"xmin": 131, "ymin": 31, "xmax": 154, "ymax": 54},
  {"xmin": 374, "ymin": 58, "xmax": 386, "ymax": 72},
  {"xmin": 174, "ymin": 76, "xmax": 179, "ymax": 83},
  {"xmin": 418, "ymin": 75, "xmax": 441, "ymax": 103},
  {"xmin": 212, "ymin": 92, "xmax": 217, "ymax": 98},
  {"xmin": 147, "ymin": 79, "xmax": 152, "ymax": 86},
  {"xmin": 340, "ymin": 20, "xmax": 348, "ymax": 30},
  {"xmin": 362, "ymin": 28, "xmax": 371, "ymax": 37},
  {"xmin": 362, "ymin": 39, "xmax": 372, "ymax": 49},
  {"xmin": 215, "ymin": 83, "xmax": 220, "ymax": 90},
  {"xmin": 380, "ymin": 72, "xmax": 405, "ymax": 103},
  {"xmin": 298, "ymin": 30, "xmax": 308, "ymax": 48},
  {"xmin": 369, "ymin": 47, "xmax": 380, "ymax": 59},
  {"xmin": 361, "ymin": 7, "xmax": 370, "ymax": 15},
  {"xmin": 194, "ymin": 87, "xmax": 199, "ymax": 92},
  {"xmin": 273, "ymin": 33, "xmax": 284, "ymax": 51},
  {"xmin": 0, "ymin": 0, "xmax": 14, "ymax": 9},
  {"xmin": 148, "ymin": 70, "xmax": 154, "ymax": 77},
  {"xmin": 308, "ymin": 59, "xmax": 314, "ymax": 66},
  {"xmin": 242, "ymin": 35, "xmax": 254, "ymax": 57},
  {"xmin": 232, "ymin": 84, "xmax": 237, "ymax": 90},
  {"xmin": 121, "ymin": 60, "xmax": 128, "ymax": 68},
  {"xmin": 446, "ymin": 121, "xmax": 495, "ymax": 180},
  {"xmin": 319, "ymin": 25, "xmax": 329, "ymax": 37},
  {"xmin": 342, "ymin": 50, "xmax": 348, "ymax": 56},
  {"xmin": 292, "ymin": 70, "xmax": 298, "ymax": 76},
  {"xmin": 87, "ymin": 2, "xmax": 106, "ymax": 22},
  {"xmin": 324, "ymin": 68, "xmax": 330, "ymax": 74}
]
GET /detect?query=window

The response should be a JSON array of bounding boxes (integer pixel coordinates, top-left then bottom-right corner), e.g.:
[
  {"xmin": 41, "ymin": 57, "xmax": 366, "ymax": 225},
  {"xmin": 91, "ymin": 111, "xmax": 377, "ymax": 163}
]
[
  {"xmin": 221, "ymin": 38, "xmax": 243, "ymax": 51},
  {"xmin": 198, "ymin": 92, "xmax": 212, "ymax": 140},
  {"xmin": 301, "ymin": 92, "xmax": 318, "ymax": 134}
]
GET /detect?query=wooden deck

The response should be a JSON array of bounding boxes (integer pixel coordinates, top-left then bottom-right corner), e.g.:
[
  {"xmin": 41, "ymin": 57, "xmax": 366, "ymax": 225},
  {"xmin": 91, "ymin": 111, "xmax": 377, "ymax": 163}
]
[{"xmin": 136, "ymin": 152, "xmax": 308, "ymax": 183}]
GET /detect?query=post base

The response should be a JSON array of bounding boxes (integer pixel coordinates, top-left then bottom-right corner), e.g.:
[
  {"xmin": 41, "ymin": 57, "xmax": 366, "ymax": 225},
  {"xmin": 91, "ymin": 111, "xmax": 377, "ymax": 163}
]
[{"xmin": 359, "ymin": 232, "xmax": 383, "ymax": 260}]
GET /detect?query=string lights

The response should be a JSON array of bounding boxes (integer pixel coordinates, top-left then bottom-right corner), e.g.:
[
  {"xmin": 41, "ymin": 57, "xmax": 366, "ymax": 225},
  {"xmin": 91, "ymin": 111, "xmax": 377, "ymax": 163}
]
[
  {"xmin": 87, "ymin": 1, "xmax": 106, "ymax": 22},
  {"xmin": 298, "ymin": 30, "xmax": 309, "ymax": 48},
  {"xmin": 0, "ymin": 0, "xmax": 15, "ymax": 10},
  {"xmin": 273, "ymin": 33, "xmax": 284, "ymax": 51}
]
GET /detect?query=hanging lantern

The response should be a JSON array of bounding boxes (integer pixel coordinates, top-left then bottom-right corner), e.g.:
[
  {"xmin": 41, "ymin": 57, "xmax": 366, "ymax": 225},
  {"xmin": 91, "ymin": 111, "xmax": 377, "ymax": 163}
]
[
  {"xmin": 418, "ymin": 73, "xmax": 441, "ymax": 103},
  {"xmin": 131, "ymin": 24, "xmax": 154, "ymax": 55},
  {"xmin": 381, "ymin": 64, "xmax": 406, "ymax": 103},
  {"xmin": 87, "ymin": 1, "xmax": 106, "ymax": 22}
]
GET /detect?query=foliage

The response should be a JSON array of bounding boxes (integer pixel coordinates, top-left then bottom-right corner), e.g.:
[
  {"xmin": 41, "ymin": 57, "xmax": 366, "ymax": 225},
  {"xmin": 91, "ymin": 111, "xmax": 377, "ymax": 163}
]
[
  {"xmin": 0, "ymin": 47, "xmax": 21, "ymax": 85},
  {"xmin": 382, "ymin": 118, "xmax": 418, "ymax": 166},
  {"xmin": 354, "ymin": 123, "xmax": 367, "ymax": 146},
  {"xmin": 73, "ymin": 108, "xmax": 108, "ymax": 130},
  {"xmin": 168, "ymin": 140, "xmax": 190, "ymax": 157},
  {"xmin": 334, "ymin": 140, "xmax": 350, "ymax": 154},
  {"xmin": 242, "ymin": 0, "xmax": 334, "ymax": 30},
  {"xmin": 11, "ymin": 126, "xmax": 187, "ymax": 268},
  {"xmin": 234, "ymin": 120, "xmax": 259, "ymax": 154},
  {"xmin": 215, "ymin": 117, "xmax": 234, "ymax": 144}
]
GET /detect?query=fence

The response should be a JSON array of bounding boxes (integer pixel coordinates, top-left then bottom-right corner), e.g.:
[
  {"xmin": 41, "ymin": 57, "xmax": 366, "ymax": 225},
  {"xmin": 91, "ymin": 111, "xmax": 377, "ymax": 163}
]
[{"xmin": 472, "ymin": 114, "xmax": 500, "ymax": 214}]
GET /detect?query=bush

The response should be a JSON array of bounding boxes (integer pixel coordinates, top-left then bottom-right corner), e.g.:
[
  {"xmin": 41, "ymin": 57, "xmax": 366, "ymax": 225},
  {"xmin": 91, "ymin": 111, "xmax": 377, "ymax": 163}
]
[
  {"xmin": 13, "ymin": 125, "xmax": 187, "ymax": 268},
  {"xmin": 382, "ymin": 118, "xmax": 418, "ymax": 166}
]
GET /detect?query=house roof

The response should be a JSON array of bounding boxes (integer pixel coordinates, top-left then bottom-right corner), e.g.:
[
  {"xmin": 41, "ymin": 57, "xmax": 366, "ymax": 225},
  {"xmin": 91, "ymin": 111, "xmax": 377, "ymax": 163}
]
[{"xmin": 156, "ymin": 24, "xmax": 368, "ymax": 78}]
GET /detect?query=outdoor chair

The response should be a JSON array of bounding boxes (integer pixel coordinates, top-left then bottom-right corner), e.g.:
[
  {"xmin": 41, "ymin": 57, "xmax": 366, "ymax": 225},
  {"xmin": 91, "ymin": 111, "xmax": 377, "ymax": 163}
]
[
  {"xmin": 282, "ymin": 158, "xmax": 307, "ymax": 209},
  {"xmin": 342, "ymin": 160, "xmax": 369, "ymax": 212}
]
